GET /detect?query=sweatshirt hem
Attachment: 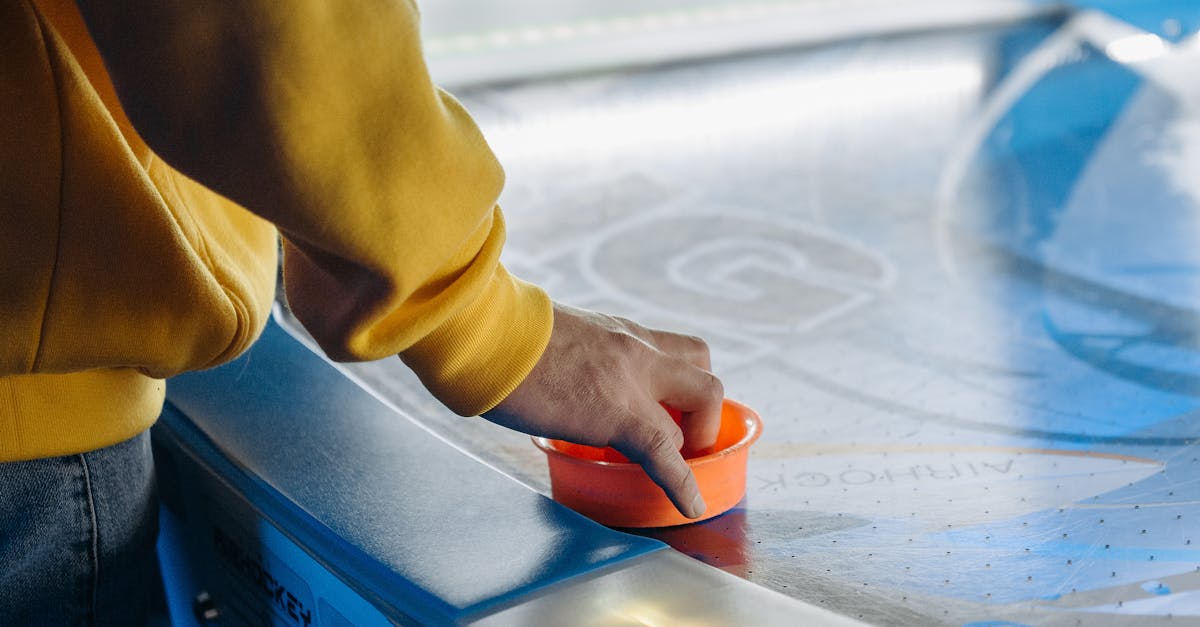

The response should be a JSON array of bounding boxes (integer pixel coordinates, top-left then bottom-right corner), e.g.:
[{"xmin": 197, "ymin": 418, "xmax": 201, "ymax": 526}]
[{"xmin": 0, "ymin": 369, "xmax": 164, "ymax": 462}]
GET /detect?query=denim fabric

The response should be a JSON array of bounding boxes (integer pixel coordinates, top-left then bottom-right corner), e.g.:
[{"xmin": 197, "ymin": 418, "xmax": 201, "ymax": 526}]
[{"xmin": 0, "ymin": 430, "xmax": 158, "ymax": 626}]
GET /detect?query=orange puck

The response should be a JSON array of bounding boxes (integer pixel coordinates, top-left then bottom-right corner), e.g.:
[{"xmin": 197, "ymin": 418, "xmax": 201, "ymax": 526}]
[{"xmin": 533, "ymin": 399, "xmax": 763, "ymax": 528}]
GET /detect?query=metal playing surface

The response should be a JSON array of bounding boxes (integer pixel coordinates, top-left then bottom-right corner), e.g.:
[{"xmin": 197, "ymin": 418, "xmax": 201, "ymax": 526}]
[{"xmin": 289, "ymin": 9, "xmax": 1200, "ymax": 626}]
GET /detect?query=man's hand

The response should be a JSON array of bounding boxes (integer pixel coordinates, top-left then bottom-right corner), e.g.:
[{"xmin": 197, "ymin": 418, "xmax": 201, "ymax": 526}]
[{"xmin": 484, "ymin": 303, "xmax": 724, "ymax": 519}]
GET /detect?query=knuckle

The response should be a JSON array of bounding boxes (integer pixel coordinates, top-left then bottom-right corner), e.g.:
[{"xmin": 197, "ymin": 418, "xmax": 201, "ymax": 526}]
[
  {"xmin": 612, "ymin": 331, "xmax": 648, "ymax": 356},
  {"xmin": 619, "ymin": 423, "xmax": 677, "ymax": 467},
  {"xmin": 702, "ymin": 371, "xmax": 725, "ymax": 402},
  {"xmin": 644, "ymin": 426, "xmax": 678, "ymax": 456},
  {"xmin": 611, "ymin": 315, "xmax": 639, "ymax": 331},
  {"xmin": 671, "ymin": 470, "xmax": 694, "ymax": 496},
  {"xmin": 684, "ymin": 334, "xmax": 710, "ymax": 356}
]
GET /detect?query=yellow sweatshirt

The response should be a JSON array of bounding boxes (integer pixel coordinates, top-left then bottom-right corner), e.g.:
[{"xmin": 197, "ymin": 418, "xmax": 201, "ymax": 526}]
[{"xmin": 0, "ymin": 0, "xmax": 553, "ymax": 462}]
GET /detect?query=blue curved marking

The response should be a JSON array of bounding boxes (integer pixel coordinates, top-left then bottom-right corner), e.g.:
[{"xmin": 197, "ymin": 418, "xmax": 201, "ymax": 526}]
[
  {"xmin": 1067, "ymin": 0, "xmax": 1200, "ymax": 41},
  {"xmin": 978, "ymin": 49, "xmax": 1141, "ymax": 251}
]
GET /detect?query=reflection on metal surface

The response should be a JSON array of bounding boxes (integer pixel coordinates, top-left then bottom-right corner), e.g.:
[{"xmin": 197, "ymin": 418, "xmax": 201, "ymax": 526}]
[
  {"xmin": 470, "ymin": 550, "xmax": 866, "ymax": 626},
  {"xmin": 311, "ymin": 7, "xmax": 1200, "ymax": 626},
  {"xmin": 937, "ymin": 9, "xmax": 1200, "ymax": 240},
  {"xmin": 1105, "ymin": 32, "xmax": 1169, "ymax": 63},
  {"xmin": 483, "ymin": 56, "xmax": 984, "ymax": 166},
  {"xmin": 419, "ymin": 0, "xmax": 1052, "ymax": 87}
]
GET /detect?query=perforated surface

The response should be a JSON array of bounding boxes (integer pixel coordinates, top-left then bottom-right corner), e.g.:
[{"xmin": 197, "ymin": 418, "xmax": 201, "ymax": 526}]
[{"xmin": 330, "ymin": 9, "xmax": 1200, "ymax": 625}]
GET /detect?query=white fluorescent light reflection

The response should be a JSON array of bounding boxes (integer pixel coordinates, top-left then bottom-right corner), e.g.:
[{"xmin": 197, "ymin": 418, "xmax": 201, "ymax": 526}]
[
  {"xmin": 1105, "ymin": 32, "xmax": 1168, "ymax": 64},
  {"xmin": 484, "ymin": 60, "xmax": 983, "ymax": 165}
]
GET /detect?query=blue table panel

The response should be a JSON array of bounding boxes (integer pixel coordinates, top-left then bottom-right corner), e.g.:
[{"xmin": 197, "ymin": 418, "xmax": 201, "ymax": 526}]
[{"xmin": 160, "ymin": 319, "xmax": 665, "ymax": 625}]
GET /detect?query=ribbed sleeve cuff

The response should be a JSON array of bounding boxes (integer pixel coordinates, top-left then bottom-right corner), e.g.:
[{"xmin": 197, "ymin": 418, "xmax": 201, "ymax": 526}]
[{"xmin": 400, "ymin": 267, "xmax": 553, "ymax": 416}]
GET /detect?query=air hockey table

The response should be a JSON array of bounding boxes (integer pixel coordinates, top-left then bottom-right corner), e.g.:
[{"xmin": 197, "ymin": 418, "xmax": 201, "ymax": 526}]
[{"xmin": 155, "ymin": 2, "xmax": 1200, "ymax": 625}]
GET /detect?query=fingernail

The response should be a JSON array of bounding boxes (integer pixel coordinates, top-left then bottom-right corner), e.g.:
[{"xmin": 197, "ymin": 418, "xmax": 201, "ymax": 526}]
[{"xmin": 690, "ymin": 493, "xmax": 707, "ymax": 518}]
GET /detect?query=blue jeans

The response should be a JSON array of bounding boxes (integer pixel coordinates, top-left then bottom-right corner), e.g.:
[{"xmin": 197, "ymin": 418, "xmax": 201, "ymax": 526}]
[{"xmin": 0, "ymin": 430, "xmax": 158, "ymax": 626}]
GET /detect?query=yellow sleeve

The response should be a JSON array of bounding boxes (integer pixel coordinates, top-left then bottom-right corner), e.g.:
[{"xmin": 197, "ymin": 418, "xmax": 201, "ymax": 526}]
[
  {"xmin": 265, "ymin": 2, "xmax": 553, "ymax": 416},
  {"xmin": 79, "ymin": 0, "xmax": 553, "ymax": 416}
]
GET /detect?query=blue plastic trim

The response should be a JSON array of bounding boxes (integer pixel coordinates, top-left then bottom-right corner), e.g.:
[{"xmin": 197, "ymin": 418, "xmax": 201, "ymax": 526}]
[{"xmin": 163, "ymin": 318, "xmax": 666, "ymax": 624}]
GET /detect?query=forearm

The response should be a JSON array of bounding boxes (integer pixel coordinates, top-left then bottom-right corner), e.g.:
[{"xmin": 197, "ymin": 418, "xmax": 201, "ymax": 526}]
[{"xmin": 75, "ymin": 0, "xmax": 553, "ymax": 413}]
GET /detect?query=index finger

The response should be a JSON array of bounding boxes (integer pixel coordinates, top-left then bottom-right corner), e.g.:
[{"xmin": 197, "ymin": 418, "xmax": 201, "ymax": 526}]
[{"xmin": 612, "ymin": 411, "xmax": 706, "ymax": 519}]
